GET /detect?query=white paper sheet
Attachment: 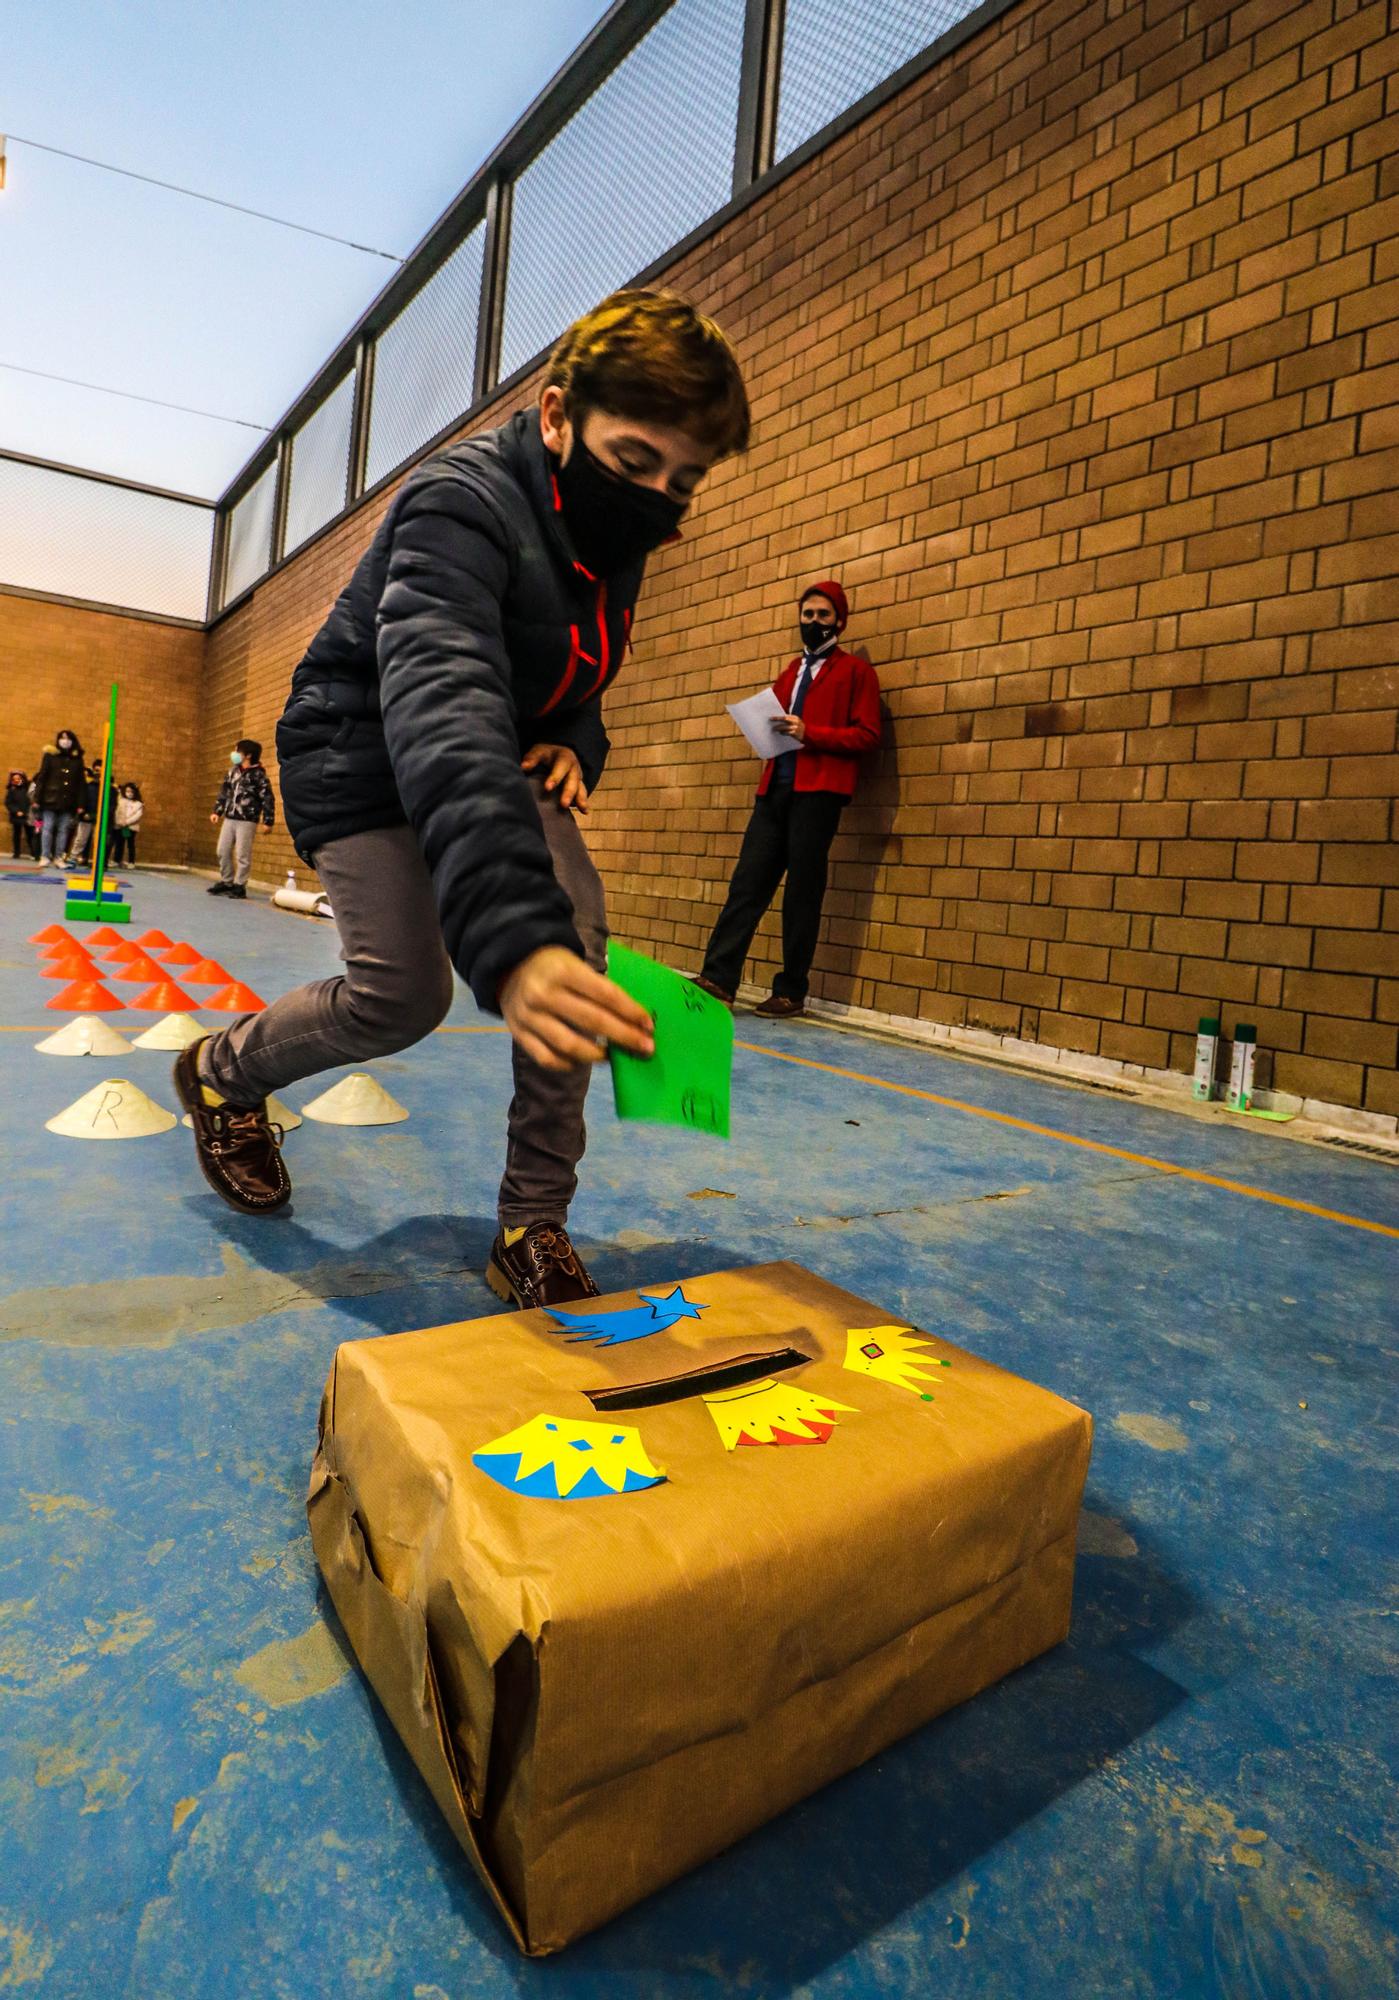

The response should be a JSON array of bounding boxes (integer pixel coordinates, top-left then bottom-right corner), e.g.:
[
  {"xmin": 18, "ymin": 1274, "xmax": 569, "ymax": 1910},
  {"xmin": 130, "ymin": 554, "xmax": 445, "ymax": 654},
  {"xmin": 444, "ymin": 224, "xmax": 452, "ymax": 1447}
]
[{"xmin": 726, "ymin": 687, "xmax": 794, "ymax": 760}]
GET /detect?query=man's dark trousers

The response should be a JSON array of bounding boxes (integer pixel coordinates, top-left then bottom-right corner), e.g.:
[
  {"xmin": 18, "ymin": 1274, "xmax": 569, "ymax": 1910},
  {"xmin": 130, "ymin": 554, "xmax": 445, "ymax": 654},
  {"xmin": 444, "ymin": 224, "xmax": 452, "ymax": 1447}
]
[{"xmin": 702, "ymin": 789, "xmax": 844, "ymax": 1002}]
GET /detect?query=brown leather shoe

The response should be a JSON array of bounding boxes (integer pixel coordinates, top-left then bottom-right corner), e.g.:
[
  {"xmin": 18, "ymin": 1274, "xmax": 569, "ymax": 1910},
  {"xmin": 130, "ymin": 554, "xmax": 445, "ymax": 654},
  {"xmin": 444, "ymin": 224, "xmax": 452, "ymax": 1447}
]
[
  {"xmin": 754, "ymin": 993, "xmax": 805, "ymax": 1018},
  {"xmin": 692, "ymin": 974, "xmax": 735, "ymax": 1010},
  {"xmin": 486, "ymin": 1224, "xmax": 600, "ymax": 1310},
  {"xmin": 173, "ymin": 1039, "xmax": 291, "ymax": 1214}
]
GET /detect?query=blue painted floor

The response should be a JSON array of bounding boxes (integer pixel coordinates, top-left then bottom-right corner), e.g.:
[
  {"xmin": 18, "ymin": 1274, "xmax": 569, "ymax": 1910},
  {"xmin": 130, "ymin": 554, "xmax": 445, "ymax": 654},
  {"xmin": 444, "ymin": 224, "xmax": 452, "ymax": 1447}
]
[{"xmin": 2, "ymin": 864, "xmax": 1396, "ymax": 1998}]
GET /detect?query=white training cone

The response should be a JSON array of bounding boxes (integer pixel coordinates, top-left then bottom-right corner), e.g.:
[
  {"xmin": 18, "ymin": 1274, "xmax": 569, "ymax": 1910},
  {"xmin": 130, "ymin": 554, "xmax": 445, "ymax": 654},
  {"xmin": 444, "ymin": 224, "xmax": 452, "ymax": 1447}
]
[
  {"xmin": 300, "ymin": 1073, "xmax": 409, "ymax": 1126},
  {"xmin": 35, "ymin": 1016, "xmax": 133, "ymax": 1058},
  {"xmin": 182, "ymin": 1094, "xmax": 301, "ymax": 1133},
  {"xmin": 132, "ymin": 1013, "xmax": 206, "ymax": 1052},
  {"xmin": 46, "ymin": 1078, "xmax": 178, "ymax": 1140}
]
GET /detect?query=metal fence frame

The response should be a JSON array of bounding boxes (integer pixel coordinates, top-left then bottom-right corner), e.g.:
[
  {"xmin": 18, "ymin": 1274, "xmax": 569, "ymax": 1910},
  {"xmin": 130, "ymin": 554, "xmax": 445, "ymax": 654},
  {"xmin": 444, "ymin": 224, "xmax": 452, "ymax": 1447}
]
[
  {"xmin": 1, "ymin": 0, "xmax": 1012, "ymax": 626},
  {"xmin": 0, "ymin": 445, "xmax": 215, "ymax": 626},
  {"xmin": 207, "ymin": 0, "xmax": 1013, "ymax": 622}
]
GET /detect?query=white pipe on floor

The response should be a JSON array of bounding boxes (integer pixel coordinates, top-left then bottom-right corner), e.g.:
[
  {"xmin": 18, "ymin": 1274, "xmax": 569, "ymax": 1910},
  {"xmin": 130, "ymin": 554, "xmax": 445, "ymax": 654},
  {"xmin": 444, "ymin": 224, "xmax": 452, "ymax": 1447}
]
[{"xmin": 272, "ymin": 886, "xmax": 333, "ymax": 918}]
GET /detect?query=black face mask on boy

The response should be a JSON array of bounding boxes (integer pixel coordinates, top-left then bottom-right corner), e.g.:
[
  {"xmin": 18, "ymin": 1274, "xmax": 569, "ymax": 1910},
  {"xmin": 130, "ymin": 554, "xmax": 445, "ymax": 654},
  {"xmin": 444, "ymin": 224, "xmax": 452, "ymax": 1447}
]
[{"xmin": 554, "ymin": 435, "xmax": 688, "ymax": 578}]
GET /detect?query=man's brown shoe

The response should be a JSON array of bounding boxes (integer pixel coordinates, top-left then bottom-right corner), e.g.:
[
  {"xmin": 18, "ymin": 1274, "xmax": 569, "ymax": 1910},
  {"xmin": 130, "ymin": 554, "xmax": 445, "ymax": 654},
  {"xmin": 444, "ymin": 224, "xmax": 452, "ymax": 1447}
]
[
  {"xmin": 754, "ymin": 993, "xmax": 805, "ymax": 1019},
  {"xmin": 691, "ymin": 975, "xmax": 735, "ymax": 1010},
  {"xmin": 173, "ymin": 1039, "xmax": 291, "ymax": 1214},
  {"xmin": 486, "ymin": 1223, "xmax": 601, "ymax": 1310}
]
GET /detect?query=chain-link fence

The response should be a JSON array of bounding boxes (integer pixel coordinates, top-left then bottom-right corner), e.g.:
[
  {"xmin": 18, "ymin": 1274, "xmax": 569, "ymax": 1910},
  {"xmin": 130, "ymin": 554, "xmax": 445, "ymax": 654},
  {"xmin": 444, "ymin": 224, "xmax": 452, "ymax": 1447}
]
[
  {"xmin": 0, "ymin": 453, "xmax": 213, "ymax": 621},
  {"xmin": 775, "ymin": 0, "xmax": 973, "ymax": 161},
  {"xmin": 285, "ymin": 369, "xmax": 356, "ymax": 556},
  {"xmin": 499, "ymin": 0, "xmax": 747, "ymax": 384},
  {"xmin": 1, "ymin": 0, "xmax": 998, "ymax": 621},
  {"xmin": 222, "ymin": 459, "xmax": 278, "ymax": 606},
  {"xmin": 366, "ymin": 226, "xmax": 486, "ymax": 491}
]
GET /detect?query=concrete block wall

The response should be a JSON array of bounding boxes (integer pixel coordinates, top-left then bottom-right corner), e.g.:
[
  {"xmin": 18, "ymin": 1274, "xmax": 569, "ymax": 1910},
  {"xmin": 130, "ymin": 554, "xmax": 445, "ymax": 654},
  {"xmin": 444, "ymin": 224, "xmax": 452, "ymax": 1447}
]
[
  {"xmin": 145, "ymin": 0, "xmax": 1399, "ymax": 1114},
  {"xmin": 0, "ymin": 590, "xmax": 205, "ymax": 867}
]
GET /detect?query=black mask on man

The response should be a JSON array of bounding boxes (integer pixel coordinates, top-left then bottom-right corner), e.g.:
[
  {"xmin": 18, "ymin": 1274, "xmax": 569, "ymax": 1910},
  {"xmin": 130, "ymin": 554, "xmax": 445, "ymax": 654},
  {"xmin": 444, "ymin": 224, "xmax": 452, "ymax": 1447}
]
[
  {"xmin": 800, "ymin": 618, "xmax": 837, "ymax": 654},
  {"xmin": 554, "ymin": 435, "xmax": 688, "ymax": 577}
]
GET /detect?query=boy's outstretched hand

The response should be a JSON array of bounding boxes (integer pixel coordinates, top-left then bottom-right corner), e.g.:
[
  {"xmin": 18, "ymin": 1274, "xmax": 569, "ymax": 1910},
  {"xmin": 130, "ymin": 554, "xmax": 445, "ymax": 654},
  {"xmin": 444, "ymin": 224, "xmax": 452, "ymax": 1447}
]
[
  {"xmin": 521, "ymin": 743, "xmax": 589, "ymax": 811},
  {"xmin": 500, "ymin": 946, "xmax": 655, "ymax": 1071}
]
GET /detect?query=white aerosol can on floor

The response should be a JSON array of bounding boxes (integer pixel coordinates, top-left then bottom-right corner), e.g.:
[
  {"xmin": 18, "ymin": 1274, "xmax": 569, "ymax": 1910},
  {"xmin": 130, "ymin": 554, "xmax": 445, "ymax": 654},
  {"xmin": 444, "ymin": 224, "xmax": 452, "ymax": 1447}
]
[
  {"xmin": 1192, "ymin": 1016, "xmax": 1221, "ymax": 1101},
  {"xmin": 1226, "ymin": 1023, "xmax": 1257, "ymax": 1112}
]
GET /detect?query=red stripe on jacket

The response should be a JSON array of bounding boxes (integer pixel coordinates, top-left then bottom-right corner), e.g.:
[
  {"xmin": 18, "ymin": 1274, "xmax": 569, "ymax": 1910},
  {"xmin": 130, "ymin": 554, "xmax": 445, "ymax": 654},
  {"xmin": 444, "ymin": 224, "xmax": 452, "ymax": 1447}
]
[{"xmin": 756, "ymin": 647, "xmax": 882, "ymax": 799}]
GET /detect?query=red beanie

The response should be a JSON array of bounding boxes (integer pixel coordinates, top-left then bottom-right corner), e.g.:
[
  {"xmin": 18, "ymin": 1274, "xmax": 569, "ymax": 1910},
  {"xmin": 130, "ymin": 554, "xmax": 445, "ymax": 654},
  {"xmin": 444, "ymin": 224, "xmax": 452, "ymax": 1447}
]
[{"xmin": 799, "ymin": 578, "xmax": 849, "ymax": 630}]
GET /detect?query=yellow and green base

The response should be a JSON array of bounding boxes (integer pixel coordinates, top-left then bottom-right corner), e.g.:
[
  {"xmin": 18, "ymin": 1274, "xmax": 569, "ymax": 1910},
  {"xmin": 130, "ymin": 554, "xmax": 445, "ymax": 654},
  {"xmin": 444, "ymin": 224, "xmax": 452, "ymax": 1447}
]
[{"xmin": 65, "ymin": 876, "xmax": 132, "ymax": 924}]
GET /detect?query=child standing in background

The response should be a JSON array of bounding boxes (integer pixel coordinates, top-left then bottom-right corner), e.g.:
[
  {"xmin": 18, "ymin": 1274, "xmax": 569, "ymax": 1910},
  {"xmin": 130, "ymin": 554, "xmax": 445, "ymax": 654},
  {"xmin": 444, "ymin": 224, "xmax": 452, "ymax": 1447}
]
[
  {"xmin": 33, "ymin": 731, "xmax": 84, "ymax": 867},
  {"xmin": 113, "ymin": 783, "xmax": 144, "ymax": 866},
  {"xmin": 6, "ymin": 772, "xmax": 36, "ymax": 860},
  {"xmin": 209, "ymin": 740, "xmax": 275, "ymax": 899}
]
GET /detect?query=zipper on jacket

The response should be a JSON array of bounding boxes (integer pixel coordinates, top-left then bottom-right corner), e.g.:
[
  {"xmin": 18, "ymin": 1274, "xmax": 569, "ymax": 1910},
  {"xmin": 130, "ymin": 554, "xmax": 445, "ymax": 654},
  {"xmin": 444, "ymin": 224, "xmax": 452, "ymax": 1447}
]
[
  {"xmin": 538, "ymin": 625, "xmax": 581, "ymax": 718},
  {"xmin": 581, "ymin": 581, "xmax": 611, "ymax": 701}
]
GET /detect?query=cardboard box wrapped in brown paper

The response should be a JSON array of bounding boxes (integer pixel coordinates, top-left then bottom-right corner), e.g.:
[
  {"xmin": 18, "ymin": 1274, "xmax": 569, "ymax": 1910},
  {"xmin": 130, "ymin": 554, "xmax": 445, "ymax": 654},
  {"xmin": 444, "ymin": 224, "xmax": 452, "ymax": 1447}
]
[{"xmin": 308, "ymin": 1260, "xmax": 1092, "ymax": 1955}]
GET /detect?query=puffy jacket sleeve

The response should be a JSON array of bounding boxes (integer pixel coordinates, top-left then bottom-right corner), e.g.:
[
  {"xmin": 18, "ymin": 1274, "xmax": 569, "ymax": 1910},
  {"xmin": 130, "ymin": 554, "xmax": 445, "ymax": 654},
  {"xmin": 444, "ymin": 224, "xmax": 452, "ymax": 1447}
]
[
  {"xmin": 256, "ymin": 769, "xmax": 276, "ymax": 828},
  {"xmin": 801, "ymin": 657, "xmax": 883, "ymax": 757},
  {"xmin": 213, "ymin": 774, "xmax": 231, "ymax": 817},
  {"xmin": 375, "ymin": 481, "xmax": 583, "ymax": 1011}
]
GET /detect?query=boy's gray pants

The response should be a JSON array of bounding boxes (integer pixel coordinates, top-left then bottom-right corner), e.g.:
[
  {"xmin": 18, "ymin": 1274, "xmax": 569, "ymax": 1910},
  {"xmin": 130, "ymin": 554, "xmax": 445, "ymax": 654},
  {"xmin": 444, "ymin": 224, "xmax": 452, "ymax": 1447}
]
[
  {"xmin": 200, "ymin": 777, "xmax": 606, "ymax": 1230},
  {"xmin": 217, "ymin": 818, "xmax": 257, "ymax": 886}
]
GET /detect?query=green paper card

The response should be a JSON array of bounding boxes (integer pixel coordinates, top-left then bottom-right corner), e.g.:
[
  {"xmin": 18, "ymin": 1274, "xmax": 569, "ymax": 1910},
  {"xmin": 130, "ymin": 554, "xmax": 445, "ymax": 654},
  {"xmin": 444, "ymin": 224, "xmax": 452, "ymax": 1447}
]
[{"xmin": 607, "ymin": 945, "xmax": 734, "ymax": 1139}]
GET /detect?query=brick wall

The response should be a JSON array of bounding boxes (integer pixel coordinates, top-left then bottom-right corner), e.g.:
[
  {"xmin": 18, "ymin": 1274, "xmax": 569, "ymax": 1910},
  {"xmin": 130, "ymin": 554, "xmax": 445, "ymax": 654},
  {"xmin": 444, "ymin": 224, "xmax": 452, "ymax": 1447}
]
[
  {"xmin": 0, "ymin": 590, "xmax": 205, "ymax": 866},
  {"xmin": 201, "ymin": 0, "xmax": 1399, "ymax": 1115}
]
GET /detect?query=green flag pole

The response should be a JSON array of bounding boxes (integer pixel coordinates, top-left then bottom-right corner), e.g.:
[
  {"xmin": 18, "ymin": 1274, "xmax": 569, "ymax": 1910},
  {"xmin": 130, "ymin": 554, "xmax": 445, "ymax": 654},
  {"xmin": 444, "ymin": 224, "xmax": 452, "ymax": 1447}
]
[
  {"xmin": 86, "ymin": 680, "xmax": 118, "ymax": 896},
  {"xmin": 65, "ymin": 680, "xmax": 131, "ymax": 923}
]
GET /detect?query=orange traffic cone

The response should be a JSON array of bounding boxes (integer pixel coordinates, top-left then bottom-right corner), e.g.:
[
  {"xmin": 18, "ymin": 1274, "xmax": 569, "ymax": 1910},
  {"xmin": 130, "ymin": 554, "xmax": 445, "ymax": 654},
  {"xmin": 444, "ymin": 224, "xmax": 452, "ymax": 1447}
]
[
  {"xmin": 42, "ymin": 954, "xmax": 99, "ymax": 980},
  {"xmin": 159, "ymin": 942, "xmax": 202, "ymax": 967},
  {"xmin": 127, "ymin": 980, "xmax": 200, "ymax": 1012},
  {"xmin": 110, "ymin": 953, "xmax": 167, "ymax": 984},
  {"xmin": 135, "ymin": 929, "xmax": 173, "ymax": 950},
  {"xmin": 47, "ymin": 980, "xmax": 125, "ymax": 1012},
  {"xmin": 100, "ymin": 938, "xmax": 146, "ymax": 963},
  {"xmin": 83, "ymin": 926, "xmax": 126, "ymax": 948},
  {"xmin": 29, "ymin": 923, "xmax": 75, "ymax": 946},
  {"xmin": 204, "ymin": 981, "xmax": 266, "ymax": 1013},
  {"xmin": 183, "ymin": 958, "xmax": 231, "ymax": 986},
  {"xmin": 40, "ymin": 941, "xmax": 96, "ymax": 965}
]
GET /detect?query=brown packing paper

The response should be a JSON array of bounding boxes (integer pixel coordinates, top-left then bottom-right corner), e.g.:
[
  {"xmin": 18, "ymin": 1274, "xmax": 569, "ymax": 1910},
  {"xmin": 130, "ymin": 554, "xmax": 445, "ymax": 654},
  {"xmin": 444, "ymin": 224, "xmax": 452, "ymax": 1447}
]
[{"xmin": 308, "ymin": 1261, "xmax": 1092, "ymax": 1955}]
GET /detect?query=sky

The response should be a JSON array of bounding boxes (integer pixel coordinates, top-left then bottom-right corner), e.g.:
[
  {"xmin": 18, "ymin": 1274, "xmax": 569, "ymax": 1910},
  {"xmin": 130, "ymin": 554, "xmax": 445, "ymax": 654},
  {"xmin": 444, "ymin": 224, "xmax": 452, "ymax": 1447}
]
[{"xmin": 0, "ymin": 0, "xmax": 614, "ymax": 499}]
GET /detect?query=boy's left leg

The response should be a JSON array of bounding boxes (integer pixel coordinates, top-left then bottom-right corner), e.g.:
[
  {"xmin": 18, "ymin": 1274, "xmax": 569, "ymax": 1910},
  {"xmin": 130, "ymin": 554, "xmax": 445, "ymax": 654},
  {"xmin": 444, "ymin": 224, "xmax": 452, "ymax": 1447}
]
[
  {"xmin": 770, "ymin": 792, "xmax": 844, "ymax": 1006},
  {"xmin": 489, "ymin": 777, "xmax": 608, "ymax": 1308},
  {"xmin": 229, "ymin": 821, "xmax": 255, "ymax": 894}
]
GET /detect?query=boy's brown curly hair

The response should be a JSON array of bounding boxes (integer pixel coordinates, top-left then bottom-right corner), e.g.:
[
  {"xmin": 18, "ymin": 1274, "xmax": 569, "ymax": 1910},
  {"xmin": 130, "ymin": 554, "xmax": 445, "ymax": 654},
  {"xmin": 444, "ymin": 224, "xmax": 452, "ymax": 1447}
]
[{"xmin": 546, "ymin": 290, "xmax": 750, "ymax": 456}]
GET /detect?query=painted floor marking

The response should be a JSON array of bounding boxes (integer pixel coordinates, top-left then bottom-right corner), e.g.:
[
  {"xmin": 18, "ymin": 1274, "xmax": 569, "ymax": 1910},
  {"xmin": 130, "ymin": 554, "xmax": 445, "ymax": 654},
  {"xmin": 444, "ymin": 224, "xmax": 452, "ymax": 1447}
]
[
  {"xmin": 4, "ymin": 1013, "xmax": 1391, "ymax": 1238},
  {"xmin": 736, "ymin": 1040, "xmax": 1399, "ymax": 1242}
]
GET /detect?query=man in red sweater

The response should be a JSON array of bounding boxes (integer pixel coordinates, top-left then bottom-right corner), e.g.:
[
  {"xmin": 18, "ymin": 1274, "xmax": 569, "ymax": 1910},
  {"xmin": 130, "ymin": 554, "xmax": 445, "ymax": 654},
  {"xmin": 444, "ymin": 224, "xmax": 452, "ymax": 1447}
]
[{"xmin": 697, "ymin": 579, "xmax": 881, "ymax": 1018}]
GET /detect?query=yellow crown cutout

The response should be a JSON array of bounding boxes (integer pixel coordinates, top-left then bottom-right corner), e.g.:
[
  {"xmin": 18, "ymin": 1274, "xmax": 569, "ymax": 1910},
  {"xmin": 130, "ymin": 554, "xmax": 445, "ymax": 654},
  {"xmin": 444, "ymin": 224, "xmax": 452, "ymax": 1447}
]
[
  {"xmin": 842, "ymin": 1326, "xmax": 952, "ymax": 1402},
  {"xmin": 702, "ymin": 1377, "xmax": 857, "ymax": 1451}
]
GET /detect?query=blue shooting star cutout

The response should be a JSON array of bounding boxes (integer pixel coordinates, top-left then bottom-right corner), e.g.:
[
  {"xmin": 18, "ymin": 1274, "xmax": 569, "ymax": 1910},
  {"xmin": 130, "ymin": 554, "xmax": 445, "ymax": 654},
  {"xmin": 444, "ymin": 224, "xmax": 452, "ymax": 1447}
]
[{"xmin": 546, "ymin": 1285, "xmax": 709, "ymax": 1348}]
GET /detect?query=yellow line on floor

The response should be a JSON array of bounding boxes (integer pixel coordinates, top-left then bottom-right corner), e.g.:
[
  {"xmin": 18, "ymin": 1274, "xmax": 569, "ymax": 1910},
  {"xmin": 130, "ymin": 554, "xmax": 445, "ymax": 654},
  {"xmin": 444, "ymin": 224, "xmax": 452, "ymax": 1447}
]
[
  {"xmin": 736, "ymin": 1040, "xmax": 1399, "ymax": 1242},
  {"xmin": 6, "ymin": 1012, "xmax": 1389, "ymax": 1238}
]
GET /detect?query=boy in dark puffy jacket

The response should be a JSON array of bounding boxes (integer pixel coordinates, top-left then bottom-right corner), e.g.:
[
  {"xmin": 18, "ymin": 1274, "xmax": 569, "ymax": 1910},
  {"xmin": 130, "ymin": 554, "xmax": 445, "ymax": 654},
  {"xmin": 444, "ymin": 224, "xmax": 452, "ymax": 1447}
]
[
  {"xmin": 176, "ymin": 290, "xmax": 749, "ymax": 1312},
  {"xmin": 208, "ymin": 740, "xmax": 276, "ymax": 900}
]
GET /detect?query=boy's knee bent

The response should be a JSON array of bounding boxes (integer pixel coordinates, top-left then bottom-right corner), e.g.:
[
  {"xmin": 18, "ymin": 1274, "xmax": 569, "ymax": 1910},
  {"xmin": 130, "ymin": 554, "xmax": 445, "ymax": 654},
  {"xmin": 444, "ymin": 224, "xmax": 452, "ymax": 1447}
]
[{"xmin": 343, "ymin": 957, "xmax": 453, "ymax": 1055}]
